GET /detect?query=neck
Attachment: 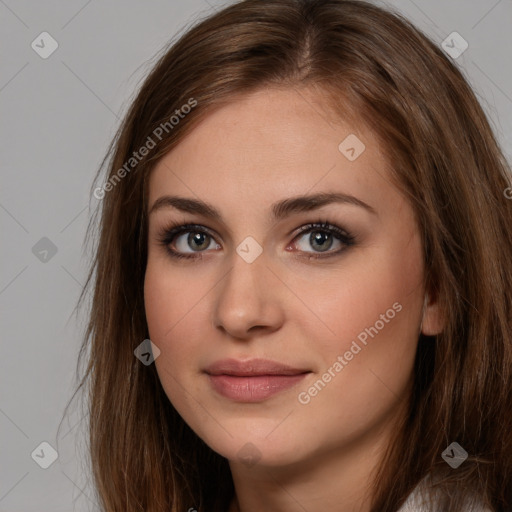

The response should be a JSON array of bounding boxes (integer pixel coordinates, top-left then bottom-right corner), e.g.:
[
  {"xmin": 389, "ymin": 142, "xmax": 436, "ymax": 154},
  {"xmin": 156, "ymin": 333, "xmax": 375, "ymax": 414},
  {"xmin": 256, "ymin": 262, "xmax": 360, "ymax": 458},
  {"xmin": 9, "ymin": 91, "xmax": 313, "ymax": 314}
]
[{"xmin": 226, "ymin": 415, "xmax": 399, "ymax": 512}]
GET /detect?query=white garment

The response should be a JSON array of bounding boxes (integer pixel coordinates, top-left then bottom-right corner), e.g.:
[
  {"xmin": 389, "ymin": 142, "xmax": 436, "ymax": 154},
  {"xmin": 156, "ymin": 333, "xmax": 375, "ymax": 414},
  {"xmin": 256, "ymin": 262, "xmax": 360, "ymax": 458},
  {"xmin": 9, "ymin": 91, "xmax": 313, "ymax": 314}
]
[{"xmin": 396, "ymin": 483, "xmax": 493, "ymax": 512}]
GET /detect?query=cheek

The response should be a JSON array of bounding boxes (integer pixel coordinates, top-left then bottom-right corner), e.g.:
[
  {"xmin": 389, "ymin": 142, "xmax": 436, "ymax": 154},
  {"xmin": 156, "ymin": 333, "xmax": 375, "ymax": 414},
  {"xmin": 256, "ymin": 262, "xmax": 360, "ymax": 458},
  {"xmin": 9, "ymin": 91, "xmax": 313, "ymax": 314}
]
[
  {"xmin": 144, "ymin": 259, "xmax": 202, "ymax": 368},
  {"xmin": 144, "ymin": 261, "xmax": 207, "ymax": 420},
  {"xmin": 298, "ymin": 229, "xmax": 425, "ymax": 373},
  {"xmin": 144, "ymin": 252, "xmax": 212, "ymax": 338},
  {"xmin": 144, "ymin": 261, "xmax": 175, "ymax": 342},
  {"xmin": 290, "ymin": 241, "xmax": 424, "ymax": 440},
  {"xmin": 143, "ymin": 256, "xmax": 225, "ymax": 395}
]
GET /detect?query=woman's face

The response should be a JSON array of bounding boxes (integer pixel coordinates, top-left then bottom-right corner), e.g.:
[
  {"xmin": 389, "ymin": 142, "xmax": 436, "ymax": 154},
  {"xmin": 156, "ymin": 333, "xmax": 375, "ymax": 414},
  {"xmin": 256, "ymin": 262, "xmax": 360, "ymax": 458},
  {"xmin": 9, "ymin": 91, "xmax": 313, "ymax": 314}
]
[{"xmin": 144, "ymin": 87, "xmax": 441, "ymax": 470}]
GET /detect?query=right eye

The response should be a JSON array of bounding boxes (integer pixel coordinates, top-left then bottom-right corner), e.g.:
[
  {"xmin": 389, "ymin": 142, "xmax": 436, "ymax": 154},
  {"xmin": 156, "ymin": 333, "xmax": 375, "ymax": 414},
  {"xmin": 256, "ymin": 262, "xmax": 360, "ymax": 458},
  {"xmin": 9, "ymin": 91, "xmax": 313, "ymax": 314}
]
[{"xmin": 157, "ymin": 223, "xmax": 221, "ymax": 260}]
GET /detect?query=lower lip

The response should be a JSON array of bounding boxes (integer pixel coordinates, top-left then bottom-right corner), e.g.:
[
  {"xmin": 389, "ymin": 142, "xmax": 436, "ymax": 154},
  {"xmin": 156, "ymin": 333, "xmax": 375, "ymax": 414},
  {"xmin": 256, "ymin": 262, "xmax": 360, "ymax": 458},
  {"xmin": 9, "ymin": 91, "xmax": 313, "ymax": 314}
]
[{"xmin": 207, "ymin": 374, "xmax": 309, "ymax": 402}]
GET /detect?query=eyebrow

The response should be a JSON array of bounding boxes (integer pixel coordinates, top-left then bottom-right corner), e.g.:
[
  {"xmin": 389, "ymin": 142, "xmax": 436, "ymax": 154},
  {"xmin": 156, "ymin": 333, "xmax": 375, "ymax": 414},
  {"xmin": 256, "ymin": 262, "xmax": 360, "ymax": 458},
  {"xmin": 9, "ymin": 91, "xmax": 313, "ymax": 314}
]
[{"xmin": 148, "ymin": 192, "xmax": 377, "ymax": 221}]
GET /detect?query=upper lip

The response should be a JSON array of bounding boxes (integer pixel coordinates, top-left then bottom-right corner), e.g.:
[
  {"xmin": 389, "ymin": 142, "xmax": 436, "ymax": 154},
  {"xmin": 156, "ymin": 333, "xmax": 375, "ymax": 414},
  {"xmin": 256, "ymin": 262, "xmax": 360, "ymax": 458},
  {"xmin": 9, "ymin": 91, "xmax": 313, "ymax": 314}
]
[{"xmin": 204, "ymin": 358, "xmax": 311, "ymax": 377}]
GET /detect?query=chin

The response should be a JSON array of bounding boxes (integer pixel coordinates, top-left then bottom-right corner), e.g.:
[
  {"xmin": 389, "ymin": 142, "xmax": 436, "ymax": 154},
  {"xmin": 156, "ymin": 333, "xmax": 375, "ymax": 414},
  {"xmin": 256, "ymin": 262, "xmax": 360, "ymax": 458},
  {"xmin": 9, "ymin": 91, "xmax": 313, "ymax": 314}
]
[{"xmin": 194, "ymin": 421, "xmax": 312, "ymax": 468}]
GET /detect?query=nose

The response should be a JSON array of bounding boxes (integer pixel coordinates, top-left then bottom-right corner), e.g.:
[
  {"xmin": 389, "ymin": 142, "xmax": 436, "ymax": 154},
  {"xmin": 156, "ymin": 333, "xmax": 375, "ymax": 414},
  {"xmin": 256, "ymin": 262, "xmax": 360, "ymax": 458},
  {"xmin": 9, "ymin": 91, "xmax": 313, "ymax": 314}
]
[{"xmin": 212, "ymin": 250, "xmax": 285, "ymax": 340}]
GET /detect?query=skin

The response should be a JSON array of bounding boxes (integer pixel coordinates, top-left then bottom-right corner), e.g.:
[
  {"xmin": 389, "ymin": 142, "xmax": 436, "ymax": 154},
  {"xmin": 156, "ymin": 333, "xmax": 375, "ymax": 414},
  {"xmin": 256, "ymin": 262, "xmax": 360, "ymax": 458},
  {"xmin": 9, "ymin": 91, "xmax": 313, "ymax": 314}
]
[{"xmin": 144, "ymin": 86, "xmax": 444, "ymax": 512}]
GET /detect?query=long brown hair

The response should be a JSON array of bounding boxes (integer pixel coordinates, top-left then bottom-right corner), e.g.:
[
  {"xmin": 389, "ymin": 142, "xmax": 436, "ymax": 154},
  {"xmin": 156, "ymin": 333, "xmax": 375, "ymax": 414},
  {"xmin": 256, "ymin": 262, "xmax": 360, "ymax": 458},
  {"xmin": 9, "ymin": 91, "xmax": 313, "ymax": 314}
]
[{"xmin": 62, "ymin": 0, "xmax": 512, "ymax": 510}]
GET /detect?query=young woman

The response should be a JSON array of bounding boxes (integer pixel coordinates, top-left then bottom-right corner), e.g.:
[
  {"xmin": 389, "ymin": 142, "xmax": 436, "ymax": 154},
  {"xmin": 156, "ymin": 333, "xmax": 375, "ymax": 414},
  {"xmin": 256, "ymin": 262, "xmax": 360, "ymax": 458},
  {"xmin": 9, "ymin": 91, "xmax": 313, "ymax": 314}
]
[{"xmin": 71, "ymin": 0, "xmax": 512, "ymax": 510}]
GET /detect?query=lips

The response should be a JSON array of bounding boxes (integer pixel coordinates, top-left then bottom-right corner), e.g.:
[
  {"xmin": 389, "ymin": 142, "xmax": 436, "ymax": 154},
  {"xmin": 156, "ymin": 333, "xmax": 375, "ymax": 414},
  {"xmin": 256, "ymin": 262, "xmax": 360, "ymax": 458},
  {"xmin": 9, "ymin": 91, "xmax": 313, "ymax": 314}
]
[{"xmin": 204, "ymin": 358, "xmax": 311, "ymax": 402}]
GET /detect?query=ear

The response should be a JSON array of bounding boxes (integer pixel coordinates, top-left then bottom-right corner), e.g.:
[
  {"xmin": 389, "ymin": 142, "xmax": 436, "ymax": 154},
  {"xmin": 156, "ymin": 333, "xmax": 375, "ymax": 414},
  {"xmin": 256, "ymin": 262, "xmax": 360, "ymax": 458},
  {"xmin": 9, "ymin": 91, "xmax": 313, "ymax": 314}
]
[{"xmin": 420, "ymin": 293, "xmax": 445, "ymax": 336}]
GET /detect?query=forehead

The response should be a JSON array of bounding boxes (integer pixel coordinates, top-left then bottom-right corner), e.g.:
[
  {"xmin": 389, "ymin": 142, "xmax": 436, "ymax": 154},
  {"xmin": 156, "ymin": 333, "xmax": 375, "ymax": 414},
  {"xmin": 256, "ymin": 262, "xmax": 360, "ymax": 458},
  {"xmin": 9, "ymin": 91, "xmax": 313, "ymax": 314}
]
[{"xmin": 148, "ymin": 87, "xmax": 397, "ymax": 216}]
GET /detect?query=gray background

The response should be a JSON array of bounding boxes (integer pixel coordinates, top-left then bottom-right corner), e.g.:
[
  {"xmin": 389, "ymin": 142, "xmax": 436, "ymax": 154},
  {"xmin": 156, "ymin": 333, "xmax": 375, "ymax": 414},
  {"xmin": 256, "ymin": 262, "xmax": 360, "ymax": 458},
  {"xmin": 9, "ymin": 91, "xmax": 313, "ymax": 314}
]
[{"xmin": 1, "ymin": 0, "xmax": 511, "ymax": 510}]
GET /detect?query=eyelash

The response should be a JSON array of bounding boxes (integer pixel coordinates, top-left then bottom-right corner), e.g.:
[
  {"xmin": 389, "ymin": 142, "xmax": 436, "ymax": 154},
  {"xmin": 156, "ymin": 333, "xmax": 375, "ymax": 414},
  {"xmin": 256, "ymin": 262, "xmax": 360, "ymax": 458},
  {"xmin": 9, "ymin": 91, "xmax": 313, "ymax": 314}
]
[{"xmin": 155, "ymin": 219, "xmax": 356, "ymax": 261}]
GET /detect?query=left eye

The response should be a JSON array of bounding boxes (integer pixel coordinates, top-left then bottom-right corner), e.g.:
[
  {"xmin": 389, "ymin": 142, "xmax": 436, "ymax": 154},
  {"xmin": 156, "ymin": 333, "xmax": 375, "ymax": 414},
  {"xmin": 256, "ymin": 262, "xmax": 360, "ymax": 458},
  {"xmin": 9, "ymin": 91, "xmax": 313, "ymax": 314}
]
[
  {"xmin": 289, "ymin": 222, "xmax": 355, "ymax": 257},
  {"xmin": 293, "ymin": 228, "xmax": 343, "ymax": 253}
]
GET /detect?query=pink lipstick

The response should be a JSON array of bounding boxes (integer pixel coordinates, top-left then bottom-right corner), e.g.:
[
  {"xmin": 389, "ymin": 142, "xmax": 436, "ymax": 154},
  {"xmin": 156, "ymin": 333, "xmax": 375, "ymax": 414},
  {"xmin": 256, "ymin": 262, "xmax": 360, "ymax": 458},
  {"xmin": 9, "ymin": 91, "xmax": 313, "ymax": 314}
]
[{"xmin": 204, "ymin": 358, "xmax": 311, "ymax": 402}]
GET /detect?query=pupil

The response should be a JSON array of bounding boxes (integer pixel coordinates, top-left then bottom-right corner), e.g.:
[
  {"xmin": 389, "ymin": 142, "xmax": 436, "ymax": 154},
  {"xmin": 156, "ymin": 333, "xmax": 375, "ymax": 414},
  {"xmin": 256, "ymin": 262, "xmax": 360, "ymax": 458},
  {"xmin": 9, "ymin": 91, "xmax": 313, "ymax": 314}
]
[
  {"xmin": 311, "ymin": 231, "xmax": 332, "ymax": 252},
  {"xmin": 189, "ymin": 232, "xmax": 209, "ymax": 250}
]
